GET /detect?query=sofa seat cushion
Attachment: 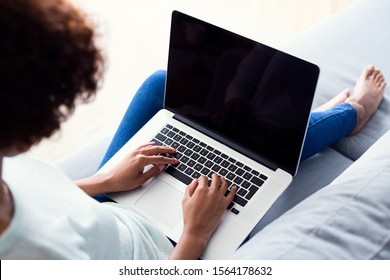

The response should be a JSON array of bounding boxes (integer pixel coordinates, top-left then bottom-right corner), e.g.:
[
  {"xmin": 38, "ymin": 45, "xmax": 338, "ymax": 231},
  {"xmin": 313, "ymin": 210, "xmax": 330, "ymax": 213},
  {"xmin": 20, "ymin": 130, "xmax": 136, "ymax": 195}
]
[{"xmin": 249, "ymin": 147, "xmax": 353, "ymax": 234}]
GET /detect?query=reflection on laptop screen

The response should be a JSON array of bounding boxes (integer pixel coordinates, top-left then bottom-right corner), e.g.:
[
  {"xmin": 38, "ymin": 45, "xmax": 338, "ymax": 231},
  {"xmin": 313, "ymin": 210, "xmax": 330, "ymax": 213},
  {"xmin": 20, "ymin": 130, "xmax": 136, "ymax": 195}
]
[{"xmin": 165, "ymin": 11, "xmax": 319, "ymax": 175}]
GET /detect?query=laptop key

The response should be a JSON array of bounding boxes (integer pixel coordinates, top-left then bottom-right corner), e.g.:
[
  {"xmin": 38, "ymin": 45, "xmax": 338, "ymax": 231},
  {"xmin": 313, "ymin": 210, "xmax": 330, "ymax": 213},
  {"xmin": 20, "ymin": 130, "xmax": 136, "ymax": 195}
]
[
  {"xmin": 181, "ymin": 156, "xmax": 189, "ymax": 163},
  {"xmin": 192, "ymin": 171, "xmax": 201, "ymax": 179},
  {"xmin": 206, "ymin": 145, "xmax": 214, "ymax": 151},
  {"xmin": 237, "ymin": 188, "xmax": 248, "ymax": 197},
  {"xmin": 185, "ymin": 167, "xmax": 194, "ymax": 176},
  {"xmin": 178, "ymin": 146, "xmax": 186, "ymax": 152},
  {"xmin": 205, "ymin": 160, "xmax": 213, "ymax": 168},
  {"xmin": 233, "ymin": 195, "xmax": 248, "ymax": 207},
  {"xmin": 201, "ymin": 167, "xmax": 210, "ymax": 176},
  {"xmin": 241, "ymin": 180, "xmax": 251, "ymax": 189},
  {"xmin": 214, "ymin": 156, "xmax": 223, "ymax": 164},
  {"xmin": 233, "ymin": 176, "xmax": 243, "ymax": 185},
  {"xmin": 165, "ymin": 166, "xmax": 192, "ymax": 185},
  {"xmin": 187, "ymin": 160, "xmax": 196, "ymax": 167},
  {"xmin": 260, "ymin": 174, "xmax": 268, "ymax": 181},
  {"xmin": 211, "ymin": 165, "xmax": 221, "ymax": 172},
  {"xmin": 246, "ymin": 185, "xmax": 259, "ymax": 200},
  {"xmin": 200, "ymin": 149, "xmax": 208, "ymax": 156},
  {"xmin": 152, "ymin": 139, "xmax": 163, "ymax": 146},
  {"xmin": 190, "ymin": 153, "xmax": 200, "ymax": 160},
  {"xmin": 155, "ymin": 133, "xmax": 167, "ymax": 142},
  {"xmin": 186, "ymin": 141, "xmax": 195, "ymax": 149},
  {"xmin": 161, "ymin": 127, "xmax": 169, "ymax": 135},
  {"xmin": 219, "ymin": 168, "xmax": 228, "ymax": 176},
  {"xmin": 221, "ymin": 153, "xmax": 229, "ymax": 159},
  {"xmin": 250, "ymin": 176, "xmax": 265, "ymax": 187},
  {"xmin": 228, "ymin": 165, "xmax": 237, "ymax": 172},
  {"xmin": 206, "ymin": 153, "xmax": 215, "ymax": 160},
  {"xmin": 193, "ymin": 145, "xmax": 202, "ymax": 152},
  {"xmin": 243, "ymin": 165, "xmax": 252, "ymax": 172},
  {"xmin": 226, "ymin": 172, "xmax": 235, "ymax": 181},
  {"xmin": 235, "ymin": 168, "xmax": 244, "ymax": 176},
  {"xmin": 164, "ymin": 138, "xmax": 173, "ymax": 145},
  {"xmin": 177, "ymin": 163, "xmax": 186, "ymax": 171},
  {"xmin": 194, "ymin": 163, "xmax": 203, "ymax": 171},
  {"xmin": 173, "ymin": 152, "xmax": 182, "ymax": 160},
  {"xmin": 171, "ymin": 142, "xmax": 180, "ymax": 149},
  {"xmin": 243, "ymin": 172, "xmax": 252, "ymax": 180}
]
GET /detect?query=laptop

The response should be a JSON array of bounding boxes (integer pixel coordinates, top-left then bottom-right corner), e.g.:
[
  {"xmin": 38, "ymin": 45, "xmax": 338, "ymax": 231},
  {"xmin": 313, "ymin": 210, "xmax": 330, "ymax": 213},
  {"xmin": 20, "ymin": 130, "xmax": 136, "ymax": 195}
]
[{"xmin": 100, "ymin": 11, "xmax": 319, "ymax": 259}]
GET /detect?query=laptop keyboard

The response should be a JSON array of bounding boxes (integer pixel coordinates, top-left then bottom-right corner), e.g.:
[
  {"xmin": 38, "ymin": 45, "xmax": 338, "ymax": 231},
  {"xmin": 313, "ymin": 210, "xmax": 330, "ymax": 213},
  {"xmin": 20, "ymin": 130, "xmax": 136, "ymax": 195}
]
[{"xmin": 151, "ymin": 124, "xmax": 268, "ymax": 215}]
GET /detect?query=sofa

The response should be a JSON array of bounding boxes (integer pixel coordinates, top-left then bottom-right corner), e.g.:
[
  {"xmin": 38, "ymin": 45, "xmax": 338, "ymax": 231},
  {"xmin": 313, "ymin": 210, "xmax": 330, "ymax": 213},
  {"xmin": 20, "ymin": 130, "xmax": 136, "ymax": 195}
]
[{"xmin": 56, "ymin": 0, "xmax": 390, "ymax": 259}]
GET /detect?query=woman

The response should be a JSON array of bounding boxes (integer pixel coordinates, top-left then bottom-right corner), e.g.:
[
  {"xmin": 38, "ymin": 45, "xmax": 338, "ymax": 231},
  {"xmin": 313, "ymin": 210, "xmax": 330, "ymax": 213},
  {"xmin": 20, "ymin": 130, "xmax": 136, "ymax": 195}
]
[{"xmin": 0, "ymin": 0, "xmax": 385, "ymax": 259}]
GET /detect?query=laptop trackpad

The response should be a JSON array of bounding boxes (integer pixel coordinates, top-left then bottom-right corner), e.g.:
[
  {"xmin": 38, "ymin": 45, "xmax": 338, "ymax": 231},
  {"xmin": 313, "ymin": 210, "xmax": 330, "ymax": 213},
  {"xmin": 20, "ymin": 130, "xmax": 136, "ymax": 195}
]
[{"xmin": 135, "ymin": 180, "xmax": 183, "ymax": 228}]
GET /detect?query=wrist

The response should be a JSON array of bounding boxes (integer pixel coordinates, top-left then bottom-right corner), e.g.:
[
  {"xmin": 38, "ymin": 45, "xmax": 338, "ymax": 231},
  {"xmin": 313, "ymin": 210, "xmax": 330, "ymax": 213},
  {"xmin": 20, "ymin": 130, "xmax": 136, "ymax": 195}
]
[
  {"xmin": 76, "ymin": 173, "xmax": 112, "ymax": 196},
  {"xmin": 170, "ymin": 229, "xmax": 209, "ymax": 260}
]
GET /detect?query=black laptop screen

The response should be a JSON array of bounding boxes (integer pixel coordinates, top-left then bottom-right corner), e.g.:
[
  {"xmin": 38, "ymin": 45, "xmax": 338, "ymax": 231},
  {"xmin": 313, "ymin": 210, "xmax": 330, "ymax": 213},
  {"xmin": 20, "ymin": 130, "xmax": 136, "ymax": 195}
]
[{"xmin": 165, "ymin": 11, "xmax": 319, "ymax": 175}]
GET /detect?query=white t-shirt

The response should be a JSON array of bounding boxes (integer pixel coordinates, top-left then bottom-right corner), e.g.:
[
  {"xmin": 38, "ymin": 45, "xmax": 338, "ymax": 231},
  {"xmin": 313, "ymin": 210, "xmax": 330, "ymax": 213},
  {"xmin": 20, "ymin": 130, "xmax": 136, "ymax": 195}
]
[{"xmin": 0, "ymin": 156, "xmax": 173, "ymax": 259}]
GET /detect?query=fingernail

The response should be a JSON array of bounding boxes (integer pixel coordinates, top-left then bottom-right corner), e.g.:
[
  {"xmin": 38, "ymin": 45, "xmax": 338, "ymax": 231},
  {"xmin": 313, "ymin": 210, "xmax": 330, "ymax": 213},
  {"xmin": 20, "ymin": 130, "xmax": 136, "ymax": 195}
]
[{"xmin": 159, "ymin": 164, "xmax": 166, "ymax": 171}]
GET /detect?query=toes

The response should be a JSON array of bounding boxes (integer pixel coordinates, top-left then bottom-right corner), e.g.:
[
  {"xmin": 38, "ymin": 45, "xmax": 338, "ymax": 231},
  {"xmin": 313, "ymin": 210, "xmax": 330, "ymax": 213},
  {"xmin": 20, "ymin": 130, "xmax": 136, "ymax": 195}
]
[
  {"xmin": 363, "ymin": 64, "xmax": 375, "ymax": 78},
  {"xmin": 372, "ymin": 70, "xmax": 386, "ymax": 88},
  {"xmin": 376, "ymin": 75, "xmax": 384, "ymax": 86},
  {"xmin": 368, "ymin": 68, "xmax": 380, "ymax": 83}
]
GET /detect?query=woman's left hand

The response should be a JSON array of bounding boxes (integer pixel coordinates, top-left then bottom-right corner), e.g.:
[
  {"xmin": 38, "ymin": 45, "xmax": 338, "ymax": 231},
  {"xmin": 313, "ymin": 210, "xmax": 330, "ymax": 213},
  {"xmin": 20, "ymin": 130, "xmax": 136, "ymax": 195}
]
[{"xmin": 77, "ymin": 143, "xmax": 178, "ymax": 196}]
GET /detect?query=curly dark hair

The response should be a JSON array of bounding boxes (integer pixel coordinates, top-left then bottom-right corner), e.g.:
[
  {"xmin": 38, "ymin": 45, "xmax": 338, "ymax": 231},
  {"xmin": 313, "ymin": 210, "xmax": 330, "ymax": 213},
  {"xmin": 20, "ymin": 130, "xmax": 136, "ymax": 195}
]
[{"xmin": 0, "ymin": 0, "xmax": 104, "ymax": 151}]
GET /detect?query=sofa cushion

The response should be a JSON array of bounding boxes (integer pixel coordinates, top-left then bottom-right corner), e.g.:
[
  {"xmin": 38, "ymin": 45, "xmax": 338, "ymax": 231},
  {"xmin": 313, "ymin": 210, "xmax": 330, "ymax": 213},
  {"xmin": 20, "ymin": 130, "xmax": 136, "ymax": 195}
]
[
  {"xmin": 283, "ymin": 0, "xmax": 390, "ymax": 161},
  {"xmin": 54, "ymin": 135, "xmax": 112, "ymax": 180},
  {"xmin": 249, "ymin": 147, "xmax": 353, "ymax": 234},
  {"xmin": 232, "ymin": 130, "xmax": 390, "ymax": 259}
]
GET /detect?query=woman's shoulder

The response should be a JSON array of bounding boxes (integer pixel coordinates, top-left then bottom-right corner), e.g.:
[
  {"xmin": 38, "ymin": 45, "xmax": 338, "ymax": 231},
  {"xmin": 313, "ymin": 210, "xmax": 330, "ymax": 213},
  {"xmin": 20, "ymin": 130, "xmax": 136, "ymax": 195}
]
[{"xmin": 1, "ymin": 156, "xmax": 118, "ymax": 259}]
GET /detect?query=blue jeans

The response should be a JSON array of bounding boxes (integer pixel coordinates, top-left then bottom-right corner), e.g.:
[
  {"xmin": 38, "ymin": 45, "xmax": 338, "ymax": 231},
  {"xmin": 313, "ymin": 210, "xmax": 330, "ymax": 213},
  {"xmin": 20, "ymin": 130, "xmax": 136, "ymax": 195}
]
[{"xmin": 100, "ymin": 70, "xmax": 357, "ymax": 167}]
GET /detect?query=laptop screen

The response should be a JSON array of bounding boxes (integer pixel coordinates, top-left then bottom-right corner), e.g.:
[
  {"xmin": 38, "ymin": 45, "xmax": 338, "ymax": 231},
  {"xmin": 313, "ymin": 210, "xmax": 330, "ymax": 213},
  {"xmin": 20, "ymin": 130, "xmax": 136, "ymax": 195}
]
[{"xmin": 165, "ymin": 11, "xmax": 319, "ymax": 175}]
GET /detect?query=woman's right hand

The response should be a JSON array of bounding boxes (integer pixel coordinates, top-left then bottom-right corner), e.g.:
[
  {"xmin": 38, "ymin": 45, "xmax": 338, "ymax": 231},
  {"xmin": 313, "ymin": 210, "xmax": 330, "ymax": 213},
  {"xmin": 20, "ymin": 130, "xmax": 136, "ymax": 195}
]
[{"xmin": 170, "ymin": 174, "xmax": 236, "ymax": 260}]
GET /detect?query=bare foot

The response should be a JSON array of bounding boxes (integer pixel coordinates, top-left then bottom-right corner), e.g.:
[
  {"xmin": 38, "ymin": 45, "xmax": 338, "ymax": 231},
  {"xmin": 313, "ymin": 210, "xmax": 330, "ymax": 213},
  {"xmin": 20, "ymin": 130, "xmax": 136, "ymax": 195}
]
[
  {"xmin": 313, "ymin": 88, "xmax": 350, "ymax": 112},
  {"xmin": 346, "ymin": 65, "xmax": 387, "ymax": 135}
]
